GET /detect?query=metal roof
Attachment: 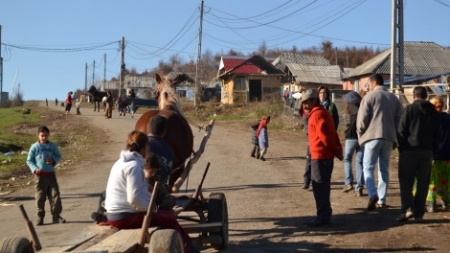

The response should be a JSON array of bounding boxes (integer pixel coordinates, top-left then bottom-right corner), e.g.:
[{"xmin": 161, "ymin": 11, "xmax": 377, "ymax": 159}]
[
  {"xmin": 272, "ymin": 53, "xmax": 331, "ymax": 71},
  {"xmin": 345, "ymin": 42, "xmax": 450, "ymax": 79},
  {"xmin": 219, "ymin": 55, "xmax": 284, "ymax": 77},
  {"xmin": 286, "ymin": 63, "xmax": 343, "ymax": 85}
]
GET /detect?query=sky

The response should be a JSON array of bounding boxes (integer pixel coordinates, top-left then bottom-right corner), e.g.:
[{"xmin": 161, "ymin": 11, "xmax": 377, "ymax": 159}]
[{"xmin": 1, "ymin": 0, "xmax": 450, "ymax": 100}]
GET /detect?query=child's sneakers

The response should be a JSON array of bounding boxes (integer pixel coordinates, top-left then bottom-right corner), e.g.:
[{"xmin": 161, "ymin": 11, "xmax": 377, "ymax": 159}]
[{"xmin": 53, "ymin": 215, "xmax": 66, "ymax": 224}]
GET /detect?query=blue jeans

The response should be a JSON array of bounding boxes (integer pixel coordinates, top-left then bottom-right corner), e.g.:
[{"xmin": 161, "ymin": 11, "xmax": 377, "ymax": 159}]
[
  {"xmin": 344, "ymin": 139, "xmax": 364, "ymax": 190},
  {"xmin": 362, "ymin": 139, "xmax": 393, "ymax": 204}
]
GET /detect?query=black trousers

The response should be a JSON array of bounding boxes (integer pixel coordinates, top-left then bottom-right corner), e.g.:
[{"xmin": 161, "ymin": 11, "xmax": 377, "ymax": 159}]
[
  {"xmin": 303, "ymin": 144, "xmax": 311, "ymax": 185},
  {"xmin": 311, "ymin": 159, "xmax": 334, "ymax": 222},
  {"xmin": 398, "ymin": 149, "xmax": 432, "ymax": 218}
]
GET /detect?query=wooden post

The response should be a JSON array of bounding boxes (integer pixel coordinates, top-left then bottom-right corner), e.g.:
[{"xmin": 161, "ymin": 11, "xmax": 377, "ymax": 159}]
[
  {"xmin": 172, "ymin": 120, "xmax": 215, "ymax": 193},
  {"xmin": 19, "ymin": 205, "xmax": 42, "ymax": 251},
  {"xmin": 139, "ymin": 181, "xmax": 159, "ymax": 247}
]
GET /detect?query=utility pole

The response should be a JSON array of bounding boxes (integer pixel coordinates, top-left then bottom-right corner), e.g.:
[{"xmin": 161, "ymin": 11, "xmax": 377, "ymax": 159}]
[
  {"xmin": 92, "ymin": 60, "xmax": 95, "ymax": 88},
  {"xmin": 194, "ymin": 0, "xmax": 204, "ymax": 109},
  {"xmin": 119, "ymin": 37, "xmax": 125, "ymax": 99},
  {"xmin": 85, "ymin": 63, "xmax": 88, "ymax": 91},
  {"xmin": 390, "ymin": 0, "xmax": 404, "ymax": 94},
  {"xmin": 335, "ymin": 47, "xmax": 338, "ymax": 65},
  {"xmin": 103, "ymin": 54, "xmax": 106, "ymax": 91},
  {"xmin": 0, "ymin": 25, "xmax": 3, "ymax": 104}
]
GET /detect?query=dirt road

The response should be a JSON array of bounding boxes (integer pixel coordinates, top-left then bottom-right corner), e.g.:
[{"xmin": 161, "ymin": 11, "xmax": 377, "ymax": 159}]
[{"xmin": 1, "ymin": 102, "xmax": 449, "ymax": 252}]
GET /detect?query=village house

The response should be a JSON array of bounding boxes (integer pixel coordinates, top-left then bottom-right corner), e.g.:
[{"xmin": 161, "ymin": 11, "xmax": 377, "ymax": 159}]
[
  {"xmin": 272, "ymin": 53, "xmax": 342, "ymax": 93},
  {"xmin": 218, "ymin": 55, "xmax": 284, "ymax": 104},
  {"xmin": 343, "ymin": 41, "xmax": 450, "ymax": 92}
]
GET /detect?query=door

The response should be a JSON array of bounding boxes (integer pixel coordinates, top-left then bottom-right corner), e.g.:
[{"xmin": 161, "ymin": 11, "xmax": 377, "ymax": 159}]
[{"xmin": 249, "ymin": 80, "xmax": 262, "ymax": 101}]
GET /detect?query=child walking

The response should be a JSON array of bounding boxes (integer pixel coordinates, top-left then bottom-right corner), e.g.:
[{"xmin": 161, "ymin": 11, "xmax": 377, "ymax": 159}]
[
  {"xmin": 26, "ymin": 126, "xmax": 66, "ymax": 226},
  {"xmin": 250, "ymin": 120, "xmax": 260, "ymax": 159},
  {"xmin": 75, "ymin": 99, "xmax": 81, "ymax": 115},
  {"xmin": 256, "ymin": 116, "xmax": 271, "ymax": 161},
  {"xmin": 128, "ymin": 101, "xmax": 136, "ymax": 118}
]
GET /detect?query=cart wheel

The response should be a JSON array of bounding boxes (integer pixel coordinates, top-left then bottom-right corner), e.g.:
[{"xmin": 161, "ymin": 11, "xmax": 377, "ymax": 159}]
[
  {"xmin": 207, "ymin": 192, "xmax": 228, "ymax": 250},
  {"xmin": 0, "ymin": 237, "xmax": 34, "ymax": 253},
  {"xmin": 149, "ymin": 229, "xmax": 184, "ymax": 253}
]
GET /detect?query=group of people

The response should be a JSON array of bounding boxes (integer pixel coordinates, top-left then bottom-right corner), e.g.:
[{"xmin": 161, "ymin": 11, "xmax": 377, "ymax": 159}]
[
  {"xmin": 26, "ymin": 115, "xmax": 199, "ymax": 253},
  {"xmin": 103, "ymin": 92, "xmax": 136, "ymax": 119},
  {"xmin": 275, "ymin": 73, "xmax": 449, "ymax": 226},
  {"xmin": 59, "ymin": 91, "xmax": 81, "ymax": 115}
]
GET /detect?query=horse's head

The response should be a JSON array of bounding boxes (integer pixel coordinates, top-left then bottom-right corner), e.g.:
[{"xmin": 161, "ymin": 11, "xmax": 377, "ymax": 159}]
[
  {"xmin": 155, "ymin": 73, "xmax": 184, "ymax": 116},
  {"xmin": 87, "ymin": 85, "xmax": 97, "ymax": 95}
]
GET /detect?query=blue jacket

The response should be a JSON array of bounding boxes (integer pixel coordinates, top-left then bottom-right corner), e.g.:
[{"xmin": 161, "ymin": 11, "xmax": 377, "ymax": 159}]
[
  {"xmin": 26, "ymin": 141, "xmax": 62, "ymax": 173},
  {"xmin": 148, "ymin": 136, "xmax": 174, "ymax": 184}
]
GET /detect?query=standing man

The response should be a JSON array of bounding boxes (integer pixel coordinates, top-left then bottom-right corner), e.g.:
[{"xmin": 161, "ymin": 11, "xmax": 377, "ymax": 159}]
[
  {"xmin": 357, "ymin": 74, "xmax": 403, "ymax": 211},
  {"xmin": 301, "ymin": 89, "xmax": 343, "ymax": 226},
  {"xmin": 396, "ymin": 86, "xmax": 440, "ymax": 222},
  {"xmin": 302, "ymin": 85, "xmax": 339, "ymax": 190},
  {"xmin": 283, "ymin": 87, "xmax": 289, "ymax": 105}
]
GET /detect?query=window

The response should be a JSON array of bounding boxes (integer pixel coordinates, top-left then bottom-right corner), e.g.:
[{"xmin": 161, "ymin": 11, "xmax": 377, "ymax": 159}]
[{"xmin": 234, "ymin": 77, "xmax": 246, "ymax": 90}]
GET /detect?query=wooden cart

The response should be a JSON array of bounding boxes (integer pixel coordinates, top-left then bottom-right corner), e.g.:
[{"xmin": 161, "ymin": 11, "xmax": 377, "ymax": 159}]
[{"xmin": 2, "ymin": 120, "xmax": 228, "ymax": 253}]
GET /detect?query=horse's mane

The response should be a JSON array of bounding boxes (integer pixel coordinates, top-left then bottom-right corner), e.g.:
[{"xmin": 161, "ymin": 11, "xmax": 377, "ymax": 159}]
[{"xmin": 157, "ymin": 76, "xmax": 184, "ymax": 117}]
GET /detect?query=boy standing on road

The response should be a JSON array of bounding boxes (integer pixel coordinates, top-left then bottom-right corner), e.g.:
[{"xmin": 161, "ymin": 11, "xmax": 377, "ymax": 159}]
[
  {"xmin": 301, "ymin": 89, "xmax": 343, "ymax": 227},
  {"xmin": 396, "ymin": 86, "xmax": 440, "ymax": 222},
  {"xmin": 75, "ymin": 99, "xmax": 81, "ymax": 115},
  {"xmin": 26, "ymin": 126, "xmax": 66, "ymax": 226}
]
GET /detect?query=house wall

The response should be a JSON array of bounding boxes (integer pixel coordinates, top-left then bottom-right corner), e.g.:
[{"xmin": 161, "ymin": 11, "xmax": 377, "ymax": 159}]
[
  {"xmin": 221, "ymin": 77, "xmax": 234, "ymax": 104},
  {"xmin": 221, "ymin": 75, "xmax": 282, "ymax": 104}
]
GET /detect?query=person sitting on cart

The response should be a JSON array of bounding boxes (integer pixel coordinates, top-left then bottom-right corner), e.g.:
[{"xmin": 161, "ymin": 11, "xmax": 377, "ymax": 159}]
[
  {"xmin": 144, "ymin": 153, "xmax": 175, "ymax": 211},
  {"xmin": 104, "ymin": 130, "xmax": 198, "ymax": 253}
]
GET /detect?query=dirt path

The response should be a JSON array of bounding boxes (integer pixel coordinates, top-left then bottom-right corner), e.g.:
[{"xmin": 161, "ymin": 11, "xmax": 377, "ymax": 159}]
[{"xmin": 1, "ymin": 102, "xmax": 449, "ymax": 252}]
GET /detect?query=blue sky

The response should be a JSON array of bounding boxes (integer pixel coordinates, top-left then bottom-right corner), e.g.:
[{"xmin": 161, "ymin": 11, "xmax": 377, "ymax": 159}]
[{"xmin": 1, "ymin": 0, "xmax": 449, "ymax": 100}]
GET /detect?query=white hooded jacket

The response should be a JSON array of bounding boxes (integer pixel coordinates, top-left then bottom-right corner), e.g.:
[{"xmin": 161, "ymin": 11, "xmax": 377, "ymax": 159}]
[{"xmin": 105, "ymin": 150, "xmax": 151, "ymax": 214}]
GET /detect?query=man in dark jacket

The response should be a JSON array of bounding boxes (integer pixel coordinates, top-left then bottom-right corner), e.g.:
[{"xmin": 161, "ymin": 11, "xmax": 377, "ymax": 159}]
[
  {"xmin": 147, "ymin": 115, "xmax": 174, "ymax": 185},
  {"xmin": 397, "ymin": 86, "xmax": 441, "ymax": 222}
]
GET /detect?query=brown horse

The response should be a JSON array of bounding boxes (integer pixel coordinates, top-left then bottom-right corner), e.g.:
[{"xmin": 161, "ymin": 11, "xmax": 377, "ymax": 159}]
[{"xmin": 135, "ymin": 74, "xmax": 194, "ymax": 187}]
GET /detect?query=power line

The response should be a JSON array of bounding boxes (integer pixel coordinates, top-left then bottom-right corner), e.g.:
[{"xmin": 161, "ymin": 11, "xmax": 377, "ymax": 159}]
[{"xmin": 0, "ymin": 41, "xmax": 119, "ymax": 52}]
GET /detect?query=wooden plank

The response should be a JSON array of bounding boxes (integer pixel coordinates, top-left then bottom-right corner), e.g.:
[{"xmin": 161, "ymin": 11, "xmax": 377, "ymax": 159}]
[
  {"xmin": 46, "ymin": 231, "xmax": 99, "ymax": 252},
  {"xmin": 182, "ymin": 222, "xmax": 222, "ymax": 234},
  {"xmin": 84, "ymin": 229, "xmax": 141, "ymax": 253},
  {"xmin": 75, "ymin": 228, "xmax": 118, "ymax": 251}
]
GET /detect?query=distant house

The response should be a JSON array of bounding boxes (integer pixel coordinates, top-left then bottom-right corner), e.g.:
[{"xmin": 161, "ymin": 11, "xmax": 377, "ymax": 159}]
[
  {"xmin": 343, "ymin": 41, "xmax": 450, "ymax": 91},
  {"xmin": 272, "ymin": 53, "xmax": 339, "ymax": 92},
  {"xmin": 218, "ymin": 55, "xmax": 284, "ymax": 104}
]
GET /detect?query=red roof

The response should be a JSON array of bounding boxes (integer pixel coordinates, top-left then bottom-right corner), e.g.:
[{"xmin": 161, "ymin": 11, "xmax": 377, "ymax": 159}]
[{"xmin": 220, "ymin": 56, "xmax": 281, "ymax": 75}]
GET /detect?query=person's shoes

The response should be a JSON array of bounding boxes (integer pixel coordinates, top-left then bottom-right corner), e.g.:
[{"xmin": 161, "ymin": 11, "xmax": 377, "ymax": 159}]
[
  {"xmin": 440, "ymin": 200, "xmax": 448, "ymax": 209},
  {"xmin": 91, "ymin": 212, "xmax": 107, "ymax": 223},
  {"xmin": 396, "ymin": 211, "xmax": 414, "ymax": 222},
  {"xmin": 36, "ymin": 217, "xmax": 44, "ymax": 226},
  {"xmin": 53, "ymin": 215, "xmax": 66, "ymax": 224},
  {"xmin": 414, "ymin": 217, "xmax": 424, "ymax": 223},
  {"xmin": 250, "ymin": 153, "xmax": 256, "ymax": 158},
  {"xmin": 376, "ymin": 203, "xmax": 387, "ymax": 209},
  {"xmin": 367, "ymin": 195, "xmax": 379, "ymax": 211},
  {"xmin": 260, "ymin": 157, "xmax": 266, "ymax": 161},
  {"xmin": 306, "ymin": 219, "xmax": 330, "ymax": 227},
  {"xmin": 355, "ymin": 189, "xmax": 363, "ymax": 197},
  {"xmin": 427, "ymin": 202, "xmax": 436, "ymax": 213},
  {"xmin": 301, "ymin": 183, "xmax": 310, "ymax": 190},
  {"xmin": 256, "ymin": 154, "xmax": 260, "ymax": 159},
  {"xmin": 343, "ymin": 184, "xmax": 354, "ymax": 193}
]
